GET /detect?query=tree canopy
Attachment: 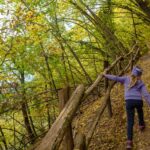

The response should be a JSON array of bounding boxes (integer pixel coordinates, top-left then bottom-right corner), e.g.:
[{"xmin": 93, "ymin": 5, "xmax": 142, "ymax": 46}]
[{"xmin": 0, "ymin": 0, "xmax": 150, "ymax": 149}]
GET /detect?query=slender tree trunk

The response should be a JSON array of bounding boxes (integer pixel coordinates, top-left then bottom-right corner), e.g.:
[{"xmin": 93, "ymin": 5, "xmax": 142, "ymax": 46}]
[
  {"xmin": 45, "ymin": 84, "xmax": 51, "ymax": 129},
  {"xmin": 39, "ymin": 40, "xmax": 57, "ymax": 96},
  {"xmin": 64, "ymin": 48, "xmax": 76, "ymax": 87},
  {"xmin": 13, "ymin": 113, "xmax": 16, "ymax": 147},
  {"xmin": 83, "ymin": 15, "xmax": 98, "ymax": 76},
  {"xmin": 0, "ymin": 144, "xmax": 3, "ymax": 150},
  {"xmin": 52, "ymin": 1, "xmax": 92, "ymax": 84},
  {"xmin": 93, "ymin": 54, "xmax": 98, "ymax": 75},
  {"xmin": 63, "ymin": 39, "xmax": 92, "ymax": 83},
  {"xmin": 0, "ymin": 126, "xmax": 8, "ymax": 150},
  {"xmin": 64, "ymin": 51, "xmax": 76, "ymax": 87},
  {"xmin": 131, "ymin": 10, "xmax": 138, "ymax": 44},
  {"xmin": 28, "ymin": 106, "xmax": 37, "ymax": 137},
  {"xmin": 62, "ymin": 51, "xmax": 69, "ymax": 84},
  {"xmin": 20, "ymin": 72, "xmax": 35, "ymax": 143},
  {"xmin": 44, "ymin": 55, "xmax": 57, "ymax": 94}
]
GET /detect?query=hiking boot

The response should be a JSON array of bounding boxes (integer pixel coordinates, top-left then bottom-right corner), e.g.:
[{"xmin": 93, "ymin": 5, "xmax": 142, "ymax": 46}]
[
  {"xmin": 139, "ymin": 125, "xmax": 145, "ymax": 132},
  {"xmin": 126, "ymin": 140, "xmax": 133, "ymax": 149}
]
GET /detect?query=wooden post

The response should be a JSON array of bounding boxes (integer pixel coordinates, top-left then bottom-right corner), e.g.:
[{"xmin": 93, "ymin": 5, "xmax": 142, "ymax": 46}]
[
  {"xmin": 74, "ymin": 133, "xmax": 86, "ymax": 150},
  {"xmin": 58, "ymin": 86, "xmax": 70, "ymax": 111},
  {"xmin": 86, "ymin": 81, "xmax": 115, "ymax": 148},
  {"xmin": 104, "ymin": 60, "xmax": 113, "ymax": 118},
  {"xmin": 58, "ymin": 86, "xmax": 74, "ymax": 150}
]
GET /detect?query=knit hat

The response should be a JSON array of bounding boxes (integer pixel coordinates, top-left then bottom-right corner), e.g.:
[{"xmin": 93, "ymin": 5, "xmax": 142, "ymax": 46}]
[{"xmin": 131, "ymin": 66, "xmax": 143, "ymax": 76}]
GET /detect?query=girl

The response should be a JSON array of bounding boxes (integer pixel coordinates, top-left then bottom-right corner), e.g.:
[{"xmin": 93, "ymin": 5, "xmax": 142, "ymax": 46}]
[{"xmin": 103, "ymin": 66, "xmax": 150, "ymax": 149}]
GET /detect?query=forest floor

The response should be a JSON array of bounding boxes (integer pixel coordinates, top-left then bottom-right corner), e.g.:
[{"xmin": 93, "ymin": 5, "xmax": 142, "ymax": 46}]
[{"xmin": 73, "ymin": 52, "xmax": 150, "ymax": 150}]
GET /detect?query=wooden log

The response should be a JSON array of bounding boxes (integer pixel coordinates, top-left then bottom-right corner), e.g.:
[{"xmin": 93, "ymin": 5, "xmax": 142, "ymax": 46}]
[
  {"xmin": 83, "ymin": 49, "xmax": 133, "ymax": 100},
  {"xmin": 85, "ymin": 82, "xmax": 115, "ymax": 148},
  {"xmin": 58, "ymin": 87, "xmax": 74, "ymax": 150},
  {"xmin": 36, "ymin": 85, "xmax": 85, "ymax": 150},
  {"xmin": 74, "ymin": 133, "xmax": 86, "ymax": 150},
  {"xmin": 84, "ymin": 56, "xmax": 123, "ymax": 98},
  {"xmin": 104, "ymin": 60, "xmax": 113, "ymax": 118}
]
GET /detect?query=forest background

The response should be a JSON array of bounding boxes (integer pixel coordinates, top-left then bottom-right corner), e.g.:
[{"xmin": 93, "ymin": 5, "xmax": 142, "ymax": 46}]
[{"xmin": 0, "ymin": 0, "xmax": 150, "ymax": 149}]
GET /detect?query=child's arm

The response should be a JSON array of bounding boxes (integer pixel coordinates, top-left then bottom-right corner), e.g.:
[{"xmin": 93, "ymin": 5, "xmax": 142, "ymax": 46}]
[
  {"xmin": 141, "ymin": 85, "xmax": 150, "ymax": 106},
  {"xmin": 103, "ymin": 74, "xmax": 126, "ymax": 84}
]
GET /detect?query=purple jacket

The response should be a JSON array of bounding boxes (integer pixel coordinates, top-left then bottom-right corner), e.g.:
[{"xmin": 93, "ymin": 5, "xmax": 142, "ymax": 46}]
[{"xmin": 104, "ymin": 74, "xmax": 150, "ymax": 105}]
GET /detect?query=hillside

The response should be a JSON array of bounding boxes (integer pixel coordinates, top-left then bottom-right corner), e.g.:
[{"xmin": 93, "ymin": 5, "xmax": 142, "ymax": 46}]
[{"xmin": 72, "ymin": 52, "xmax": 150, "ymax": 150}]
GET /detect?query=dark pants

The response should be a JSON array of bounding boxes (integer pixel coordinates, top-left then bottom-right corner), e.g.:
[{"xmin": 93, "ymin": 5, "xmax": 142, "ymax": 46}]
[{"xmin": 126, "ymin": 100, "xmax": 145, "ymax": 141}]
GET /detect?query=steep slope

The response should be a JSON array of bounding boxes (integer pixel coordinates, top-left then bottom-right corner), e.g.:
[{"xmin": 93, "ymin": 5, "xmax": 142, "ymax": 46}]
[{"xmin": 73, "ymin": 52, "xmax": 150, "ymax": 150}]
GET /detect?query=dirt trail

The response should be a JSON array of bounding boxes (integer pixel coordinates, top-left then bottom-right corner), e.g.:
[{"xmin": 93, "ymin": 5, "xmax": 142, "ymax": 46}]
[{"xmin": 134, "ymin": 52, "xmax": 150, "ymax": 150}]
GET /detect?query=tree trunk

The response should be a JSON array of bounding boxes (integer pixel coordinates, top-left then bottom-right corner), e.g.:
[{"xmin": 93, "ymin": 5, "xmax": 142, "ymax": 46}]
[
  {"xmin": 20, "ymin": 72, "xmax": 36, "ymax": 143},
  {"xmin": 45, "ymin": 84, "xmax": 51, "ymax": 129},
  {"xmin": 39, "ymin": 40, "xmax": 57, "ymax": 96},
  {"xmin": 0, "ymin": 126, "xmax": 8, "ymax": 150},
  {"xmin": 62, "ymin": 52, "xmax": 69, "ymax": 84}
]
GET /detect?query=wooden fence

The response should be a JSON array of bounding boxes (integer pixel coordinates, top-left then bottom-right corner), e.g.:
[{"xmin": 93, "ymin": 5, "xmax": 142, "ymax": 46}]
[{"xmin": 34, "ymin": 47, "xmax": 140, "ymax": 150}]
